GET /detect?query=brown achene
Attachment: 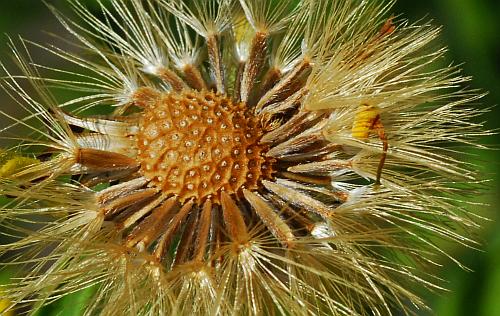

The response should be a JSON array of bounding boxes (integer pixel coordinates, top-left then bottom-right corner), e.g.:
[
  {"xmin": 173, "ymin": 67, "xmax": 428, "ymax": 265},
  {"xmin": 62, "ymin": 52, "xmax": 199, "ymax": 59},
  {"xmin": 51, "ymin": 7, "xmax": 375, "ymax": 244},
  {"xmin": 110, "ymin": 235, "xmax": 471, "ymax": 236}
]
[{"xmin": 135, "ymin": 88, "xmax": 274, "ymax": 204}]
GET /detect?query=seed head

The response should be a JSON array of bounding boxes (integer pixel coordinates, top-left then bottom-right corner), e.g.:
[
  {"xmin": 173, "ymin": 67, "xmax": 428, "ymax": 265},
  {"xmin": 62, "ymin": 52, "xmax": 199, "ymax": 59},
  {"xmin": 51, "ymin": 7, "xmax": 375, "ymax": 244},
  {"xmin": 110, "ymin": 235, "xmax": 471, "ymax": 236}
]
[{"xmin": 0, "ymin": 0, "xmax": 490, "ymax": 315}]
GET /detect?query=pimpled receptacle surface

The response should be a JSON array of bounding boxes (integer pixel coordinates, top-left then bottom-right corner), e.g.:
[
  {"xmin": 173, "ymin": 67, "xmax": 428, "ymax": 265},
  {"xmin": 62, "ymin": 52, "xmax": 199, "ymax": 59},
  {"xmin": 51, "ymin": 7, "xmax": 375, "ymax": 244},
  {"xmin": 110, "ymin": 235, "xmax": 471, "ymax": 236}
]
[{"xmin": 136, "ymin": 90, "xmax": 274, "ymax": 204}]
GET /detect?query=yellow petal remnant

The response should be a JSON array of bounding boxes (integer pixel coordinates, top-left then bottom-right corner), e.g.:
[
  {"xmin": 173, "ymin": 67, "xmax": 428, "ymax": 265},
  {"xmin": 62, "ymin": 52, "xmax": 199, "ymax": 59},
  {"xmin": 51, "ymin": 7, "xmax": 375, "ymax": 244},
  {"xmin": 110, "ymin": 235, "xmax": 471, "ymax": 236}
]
[
  {"xmin": 0, "ymin": 153, "xmax": 39, "ymax": 178},
  {"xmin": 352, "ymin": 103, "xmax": 388, "ymax": 184},
  {"xmin": 352, "ymin": 103, "xmax": 382, "ymax": 140},
  {"xmin": 0, "ymin": 290, "xmax": 14, "ymax": 316}
]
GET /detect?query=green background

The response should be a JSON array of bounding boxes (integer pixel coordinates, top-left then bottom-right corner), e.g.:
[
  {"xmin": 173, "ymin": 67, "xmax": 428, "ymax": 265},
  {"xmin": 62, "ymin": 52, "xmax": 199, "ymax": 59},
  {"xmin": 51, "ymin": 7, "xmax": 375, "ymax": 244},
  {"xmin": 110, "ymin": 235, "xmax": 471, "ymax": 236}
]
[{"xmin": 0, "ymin": 0, "xmax": 499, "ymax": 315}]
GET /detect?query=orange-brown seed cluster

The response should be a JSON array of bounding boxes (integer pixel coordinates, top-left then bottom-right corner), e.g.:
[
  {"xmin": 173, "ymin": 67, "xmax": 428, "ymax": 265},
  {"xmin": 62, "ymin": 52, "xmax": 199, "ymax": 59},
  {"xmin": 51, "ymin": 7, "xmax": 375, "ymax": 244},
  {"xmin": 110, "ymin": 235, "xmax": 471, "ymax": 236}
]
[{"xmin": 136, "ymin": 90, "xmax": 274, "ymax": 204}]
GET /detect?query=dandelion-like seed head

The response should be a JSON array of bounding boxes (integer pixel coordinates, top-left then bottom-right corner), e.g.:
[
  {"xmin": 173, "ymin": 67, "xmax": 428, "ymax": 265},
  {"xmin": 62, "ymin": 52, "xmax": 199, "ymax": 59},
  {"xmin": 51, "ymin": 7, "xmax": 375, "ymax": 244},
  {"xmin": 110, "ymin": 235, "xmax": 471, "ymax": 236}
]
[{"xmin": 0, "ymin": 0, "xmax": 490, "ymax": 315}]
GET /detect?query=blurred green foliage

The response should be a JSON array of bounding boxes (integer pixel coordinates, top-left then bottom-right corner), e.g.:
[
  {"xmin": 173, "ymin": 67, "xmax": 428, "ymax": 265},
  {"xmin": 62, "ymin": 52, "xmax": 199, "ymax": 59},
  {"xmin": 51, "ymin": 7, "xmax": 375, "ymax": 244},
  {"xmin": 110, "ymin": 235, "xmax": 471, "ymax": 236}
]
[
  {"xmin": 392, "ymin": 1, "xmax": 500, "ymax": 316},
  {"xmin": 0, "ymin": 0, "xmax": 498, "ymax": 315}
]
